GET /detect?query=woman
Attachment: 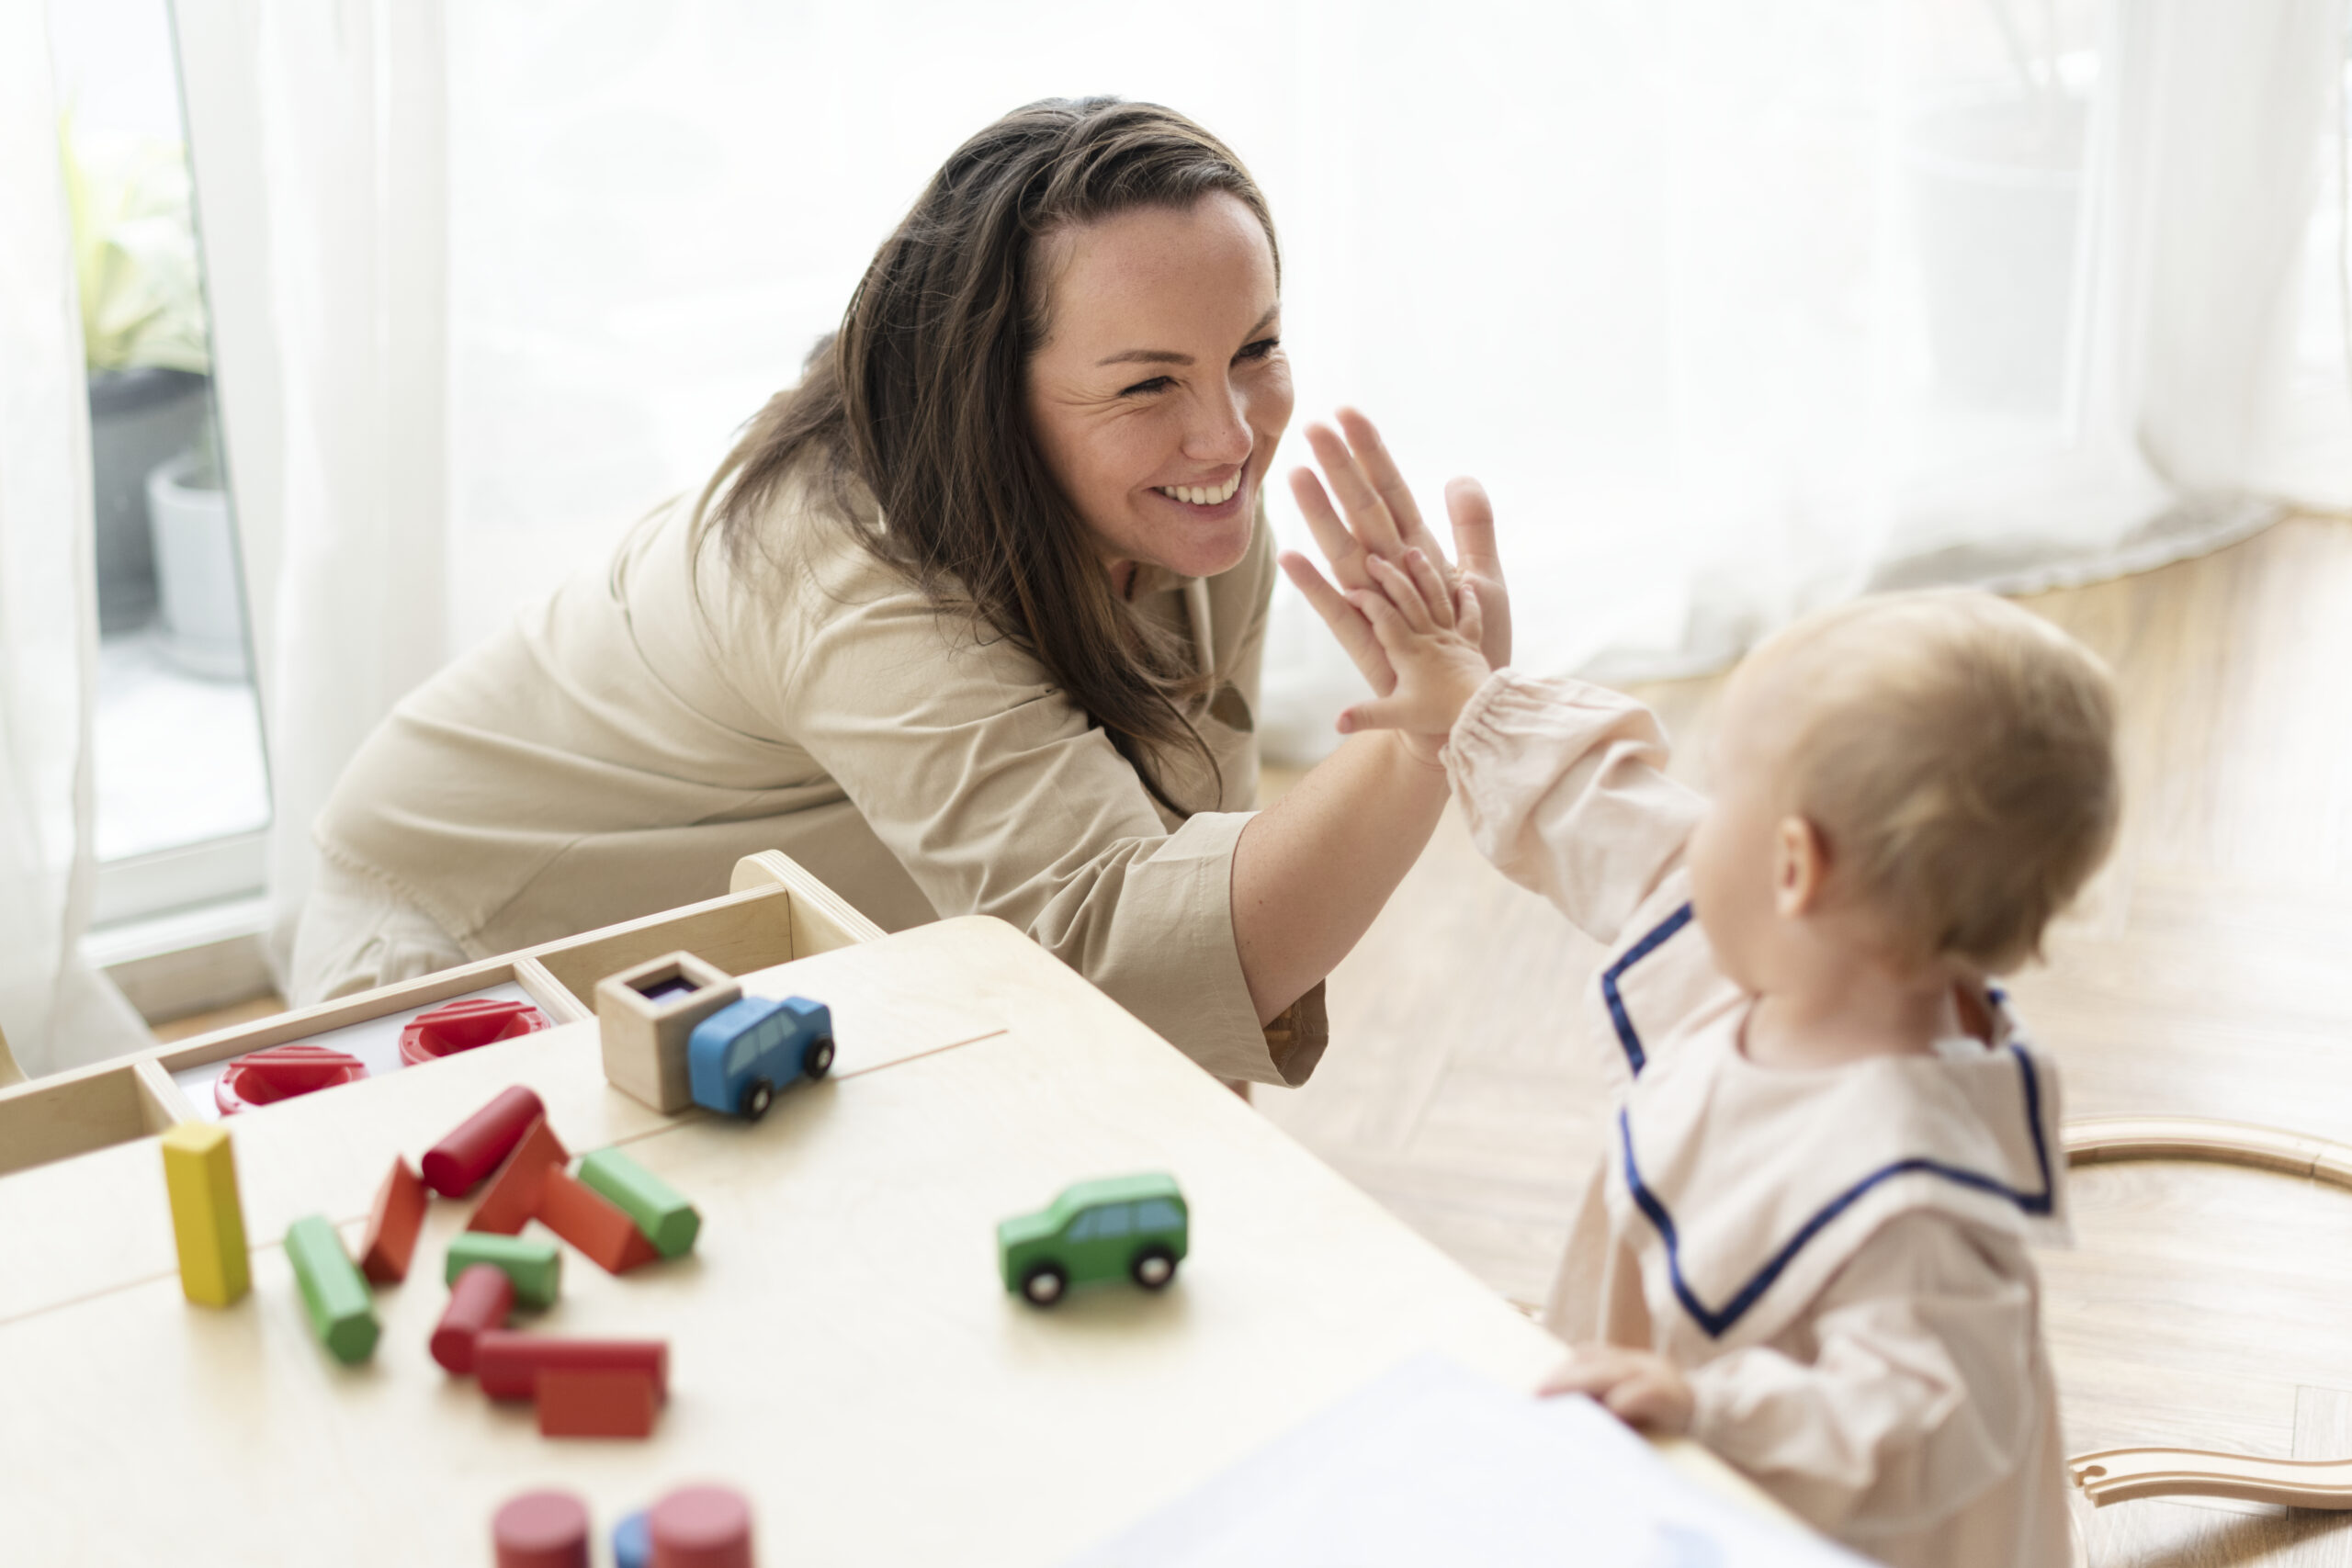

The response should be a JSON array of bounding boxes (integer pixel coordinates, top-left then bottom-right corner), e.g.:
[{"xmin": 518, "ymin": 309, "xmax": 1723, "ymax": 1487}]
[{"xmin": 292, "ymin": 97, "xmax": 1510, "ymax": 1085}]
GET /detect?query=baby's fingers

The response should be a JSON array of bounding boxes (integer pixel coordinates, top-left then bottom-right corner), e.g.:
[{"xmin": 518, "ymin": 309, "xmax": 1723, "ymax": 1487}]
[
  {"xmin": 1363, "ymin": 558, "xmax": 1437, "ymax": 635},
  {"xmin": 1402, "ymin": 548, "xmax": 1454, "ymax": 628},
  {"xmin": 1345, "ymin": 587, "xmax": 1420, "ymax": 653}
]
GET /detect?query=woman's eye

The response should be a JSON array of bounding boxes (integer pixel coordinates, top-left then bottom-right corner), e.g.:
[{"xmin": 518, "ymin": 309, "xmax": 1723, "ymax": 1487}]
[
  {"xmin": 1237, "ymin": 336, "xmax": 1280, "ymax": 362},
  {"xmin": 1120, "ymin": 376, "xmax": 1173, "ymax": 397}
]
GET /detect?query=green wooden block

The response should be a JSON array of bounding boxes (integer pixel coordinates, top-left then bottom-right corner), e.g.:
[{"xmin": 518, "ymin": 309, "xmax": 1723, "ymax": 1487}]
[
  {"xmin": 578, "ymin": 1147, "xmax": 700, "ymax": 1258},
  {"xmin": 446, "ymin": 1231, "xmax": 562, "ymax": 1309},
  {"xmin": 284, "ymin": 1214, "xmax": 379, "ymax": 1364}
]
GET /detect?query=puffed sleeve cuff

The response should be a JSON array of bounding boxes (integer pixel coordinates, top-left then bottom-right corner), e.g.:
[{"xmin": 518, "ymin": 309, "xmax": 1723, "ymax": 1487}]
[
  {"xmin": 1078, "ymin": 808, "xmax": 1320, "ymax": 1088},
  {"xmin": 1436, "ymin": 668, "xmax": 1702, "ymax": 946}
]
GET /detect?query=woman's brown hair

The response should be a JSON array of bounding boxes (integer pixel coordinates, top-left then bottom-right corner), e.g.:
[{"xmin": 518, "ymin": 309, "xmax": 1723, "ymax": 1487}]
[{"xmin": 692, "ymin": 96, "xmax": 1279, "ymax": 811}]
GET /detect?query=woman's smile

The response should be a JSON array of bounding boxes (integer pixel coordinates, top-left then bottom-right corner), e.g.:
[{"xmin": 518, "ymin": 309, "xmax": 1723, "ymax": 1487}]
[{"xmin": 1152, "ymin": 468, "xmax": 1245, "ymax": 510}]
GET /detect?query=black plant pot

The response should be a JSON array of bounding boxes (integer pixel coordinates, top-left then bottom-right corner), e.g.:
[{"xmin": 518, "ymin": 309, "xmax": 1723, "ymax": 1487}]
[{"xmin": 88, "ymin": 367, "xmax": 209, "ymax": 635}]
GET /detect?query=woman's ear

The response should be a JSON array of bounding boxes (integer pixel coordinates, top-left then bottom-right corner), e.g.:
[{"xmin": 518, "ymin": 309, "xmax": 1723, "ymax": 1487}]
[{"xmin": 1772, "ymin": 816, "xmax": 1829, "ymax": 919}]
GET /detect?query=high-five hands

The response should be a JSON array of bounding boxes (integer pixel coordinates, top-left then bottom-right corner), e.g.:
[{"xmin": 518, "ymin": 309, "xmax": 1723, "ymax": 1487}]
[{"xmin": 1277, "ymin": 409, "xmax": 1506, "ymax": 765}]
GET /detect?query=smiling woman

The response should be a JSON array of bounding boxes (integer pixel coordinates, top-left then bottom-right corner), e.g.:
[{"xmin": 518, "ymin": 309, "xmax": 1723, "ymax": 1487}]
[{"xmin": 290, "ymin": 97, "xmax": 1510, "ymax": 1084}]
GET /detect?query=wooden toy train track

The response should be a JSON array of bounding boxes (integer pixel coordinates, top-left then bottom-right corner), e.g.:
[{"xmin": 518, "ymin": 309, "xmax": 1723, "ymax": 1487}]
[{"xmin": 2062, "ymin": 1116, "xmax": 2352, "ymax": 1510}]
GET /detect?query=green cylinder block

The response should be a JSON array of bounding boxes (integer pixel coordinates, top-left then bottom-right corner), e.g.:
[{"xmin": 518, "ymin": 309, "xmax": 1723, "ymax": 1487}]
[
  {"xmin": 285, "ymin": 1215, "xmax": 379, "ymax": 1364},
  {"xmin": 577, "ymin": 1147, "xmax": 701, "ymax": 1258}
]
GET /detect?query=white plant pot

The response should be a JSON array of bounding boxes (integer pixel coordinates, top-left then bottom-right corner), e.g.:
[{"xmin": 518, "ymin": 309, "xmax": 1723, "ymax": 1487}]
[{"xmin": 145, "ymin": 451, "xmax": 250, "ymax": 680}]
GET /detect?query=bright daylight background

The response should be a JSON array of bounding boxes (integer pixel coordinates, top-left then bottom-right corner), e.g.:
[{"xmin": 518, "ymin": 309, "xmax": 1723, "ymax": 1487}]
[{"xmin": 3, "ymin": 0, "xmax": 2346, "ymax": 1075}]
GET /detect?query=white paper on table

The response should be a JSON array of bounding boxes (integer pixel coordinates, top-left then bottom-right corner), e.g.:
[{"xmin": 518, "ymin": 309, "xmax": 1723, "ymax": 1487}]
[{"xmin": 1064, "ymin": 1354, "xmax": 1871, "ymax": 1568}]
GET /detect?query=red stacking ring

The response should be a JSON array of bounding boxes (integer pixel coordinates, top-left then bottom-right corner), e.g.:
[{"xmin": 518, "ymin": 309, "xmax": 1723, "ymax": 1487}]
[
  {"xmin": 213, "ymin": 1043, "xmax": 366, "ymax": 1116},
  {"xmin": 399, "ymin": 997, "xmax": 551, "ymax": 1066}
]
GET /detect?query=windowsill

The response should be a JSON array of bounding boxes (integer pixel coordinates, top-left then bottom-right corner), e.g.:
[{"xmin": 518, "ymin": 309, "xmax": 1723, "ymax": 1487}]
[{"xmin": 85, "ymin": 889, "xmax": 275, "ymax": 1029}]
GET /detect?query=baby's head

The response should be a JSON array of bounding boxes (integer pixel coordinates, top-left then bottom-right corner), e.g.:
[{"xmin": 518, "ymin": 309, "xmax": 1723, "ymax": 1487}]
[{"xmin": 1689, "ymin": 591, "xmax": 2120, "ymax": 993}]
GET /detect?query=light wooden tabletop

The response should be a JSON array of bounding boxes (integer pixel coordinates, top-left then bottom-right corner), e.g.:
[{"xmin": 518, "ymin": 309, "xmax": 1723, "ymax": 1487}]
[{"xmin": 0, "ymin": 916, "xmax": 1766, "ymax": 1564}]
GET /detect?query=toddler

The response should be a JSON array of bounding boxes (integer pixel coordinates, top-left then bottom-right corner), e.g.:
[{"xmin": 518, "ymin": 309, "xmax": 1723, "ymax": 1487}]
[{"xmin": 1321, "ymin": 555, "xmax": 2118, "ymax": 1568}]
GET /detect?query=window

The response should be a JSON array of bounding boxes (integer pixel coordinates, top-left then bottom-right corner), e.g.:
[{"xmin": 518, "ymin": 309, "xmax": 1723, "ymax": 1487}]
[
  {"xmin": 1134, "ymin": 1199, "xmax": 1183, "ymax": 1233},
  {"xmin": 51, "ymin": 0, "xmax": 271, "ymax": 931}
]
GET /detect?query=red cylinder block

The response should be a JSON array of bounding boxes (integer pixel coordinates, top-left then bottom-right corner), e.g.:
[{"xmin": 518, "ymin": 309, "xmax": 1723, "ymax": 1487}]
[
  {"xmin": 474, "ymin": 1330, "xmax": 670, "ymax": 1403},
  {"xmin": 650, "ymin": 1485, "xmax": 752, "ymax": 1568},
  {"xmin": 421, "ymin": 1086, "xmax": 546, "ymax": 1196},
  {"xmin": 432, "ymin": 1262, "xmax": 517, "ymax": 1374},
  {"xmin": 492, "ymin": 1488, "xmax": 590, "ymax": 1568}
]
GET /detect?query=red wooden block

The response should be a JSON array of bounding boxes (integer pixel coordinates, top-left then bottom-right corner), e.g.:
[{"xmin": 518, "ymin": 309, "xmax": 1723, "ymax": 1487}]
[
  {"xmin": 423, "ymin": 1085, "xmax": 546, "ymax": 1197},
  {"xmin": 536, "ymin": 1167, "xmax": 656, "ymax": 1274},
  {"xmin": 474, "ymin": 1331, "xmax": 669, "ymax": 1403},
  {"xmin": 491, "ymin": 1487, "xmax": 590, "ymax": 1568},
  {"xmin": 467, "ymin": 1117, "xmax": 569, "ymax": 1235},
  {"xmin": 536, "ymin": 1367, "xmax": 659, "ymax": 1438},
  {"xmin": 431, "ymin": 1262, "xmax": 517, "ymax": 1374},
  {"xmin": 650, "ymin": 1485, "xmax": 753, "ymax": 1568},
  {"xmin": 358, "ymin": 1157, "xmax": 427, "ymax": 1283}
]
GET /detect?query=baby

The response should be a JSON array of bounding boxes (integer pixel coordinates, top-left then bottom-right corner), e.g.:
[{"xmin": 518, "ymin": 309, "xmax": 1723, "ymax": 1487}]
[{"xmin": 1319, "ymin": 553, "xmax": 2117, "ymax": 1568}]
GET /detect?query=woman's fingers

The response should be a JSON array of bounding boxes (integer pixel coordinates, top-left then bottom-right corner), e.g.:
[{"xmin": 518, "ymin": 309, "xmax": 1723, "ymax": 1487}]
[
  {"xmin": 1445, "ymin": 476, "xmax": 1511, "ymax": 667},
  {"xmin": 1288, "ymin": 467, "xmax": 1363, "ymax": 581},
  {"xmin": 1304, "ymin": 422, "xmax": 1407, "ymax": 563},
  {"xmin": 1334, "ymin": 407, "xmax": 1437, "ymax": 557},
  {"xmin": 1443, "ymin": 475, "xmax": 1499, "ymax": 581},
  {"xmin": 1281, "ymin": 551, "xmax": 1394, "ymax": 694},
  {"xmin": 1456, "ymin": 581, "xmax": 1485, "ymax": 653}
]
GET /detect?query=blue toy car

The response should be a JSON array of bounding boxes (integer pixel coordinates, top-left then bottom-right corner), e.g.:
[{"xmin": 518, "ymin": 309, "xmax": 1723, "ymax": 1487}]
[{"xmin": 686, "ymin": 995, "xmax": 834, "ymax": 1121}]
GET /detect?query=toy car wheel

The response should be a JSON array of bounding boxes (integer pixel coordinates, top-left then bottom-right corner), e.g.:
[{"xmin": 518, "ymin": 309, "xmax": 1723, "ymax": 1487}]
[
  {"xmin": 803, "ymin": 1036, "xmax": 835, "ymax": 1080},
  {"xmin": 1130, "ymin": 1246, "xmax": 1179, "ymax": 1291},
  {"xmin": 740, "ymin": 1078, "xmax": 775, "ymax": 1122},
  {"xmin": 1020, "ymin": 1262, "xmax": 1068, "ymax": 1306}
]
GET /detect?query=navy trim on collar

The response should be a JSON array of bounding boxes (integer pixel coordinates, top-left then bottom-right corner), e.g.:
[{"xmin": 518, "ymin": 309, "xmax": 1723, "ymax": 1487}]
[
  {"xmin": 1619, "ymin": 1043, "xmax": 2055, "ymax": 1339},
  {"xmin": 1602, "ymin": 901, "xmax": 1693, "ymax": 1077}
]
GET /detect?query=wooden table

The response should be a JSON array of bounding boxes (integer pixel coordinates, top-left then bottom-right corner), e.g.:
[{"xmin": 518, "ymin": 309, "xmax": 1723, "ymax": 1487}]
[{"xmin": 0, "ymin": 916, "xmax": 1766, "ymax": 1564}]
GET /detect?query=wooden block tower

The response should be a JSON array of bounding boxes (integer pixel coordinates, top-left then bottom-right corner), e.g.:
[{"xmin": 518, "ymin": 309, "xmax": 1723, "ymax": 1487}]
[{"xmin": 594, "ymin": 952, "xmax": 741, "ymax": 1114}]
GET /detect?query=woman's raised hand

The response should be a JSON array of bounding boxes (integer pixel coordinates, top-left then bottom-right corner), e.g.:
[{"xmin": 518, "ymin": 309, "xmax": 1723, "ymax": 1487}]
[{"xmin": 1277, "ymin": 409, "xmax": 1511, "ymax": 750}]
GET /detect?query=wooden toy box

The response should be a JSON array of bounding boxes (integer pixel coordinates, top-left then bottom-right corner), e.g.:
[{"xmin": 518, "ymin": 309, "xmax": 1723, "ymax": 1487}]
[{"xmin": 0, "ymin": 851, "xmax": 880, "ymax": 1177}]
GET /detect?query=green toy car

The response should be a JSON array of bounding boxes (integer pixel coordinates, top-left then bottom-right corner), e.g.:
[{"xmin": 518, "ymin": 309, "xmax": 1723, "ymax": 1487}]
[{"xmin": 998, "ymin": 1173, "xmax": 1189, "ymax": 1306}]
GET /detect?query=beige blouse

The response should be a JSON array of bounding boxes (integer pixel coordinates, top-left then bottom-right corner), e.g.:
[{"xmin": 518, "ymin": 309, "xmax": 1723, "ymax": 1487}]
[
  {"xmin": 1443, "ymin": 670, "xmax": 2075, "ymax": 1568},
  {"xmin": 315, "ymin": 481, "xmax": 1321, "ymax": 1086}
]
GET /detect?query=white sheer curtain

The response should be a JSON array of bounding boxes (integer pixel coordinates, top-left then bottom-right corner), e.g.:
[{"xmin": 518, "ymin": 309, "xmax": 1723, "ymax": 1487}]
[
  {"xmin": 1, "ymin": 0, "xmax": 153, "ymax": 1077},
  {"xmin": 175, "ymin": 0, "xmax": 449, "ymax": 977},
  {"xmin": 172, "ymin": 0, "xmax": 2347, "ymax": 957}
]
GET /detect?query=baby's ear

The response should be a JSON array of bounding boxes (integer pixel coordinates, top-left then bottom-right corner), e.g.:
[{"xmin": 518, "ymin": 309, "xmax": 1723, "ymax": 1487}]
[{"xmin": 1772, "ymin": 816, "xmax": 1831, "ymax": 918}]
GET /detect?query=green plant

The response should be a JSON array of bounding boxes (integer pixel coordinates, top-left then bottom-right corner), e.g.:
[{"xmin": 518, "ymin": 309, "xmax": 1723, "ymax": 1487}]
[{"xmin": 58, "ymin": 111, "xmax": 210, "ymax": 377}]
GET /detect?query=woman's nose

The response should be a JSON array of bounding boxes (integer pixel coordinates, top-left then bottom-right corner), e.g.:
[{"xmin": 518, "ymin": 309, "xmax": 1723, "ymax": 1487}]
[{"xmin": 1182, "ymin": 379, "xmax": 1253, "ymax": 465}]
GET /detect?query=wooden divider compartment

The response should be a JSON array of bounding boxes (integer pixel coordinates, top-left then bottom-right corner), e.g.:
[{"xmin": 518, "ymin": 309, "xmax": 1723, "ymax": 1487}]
[{"xmin": 0, "ymin": 851, "xmax": 883, "ymax": 1177}]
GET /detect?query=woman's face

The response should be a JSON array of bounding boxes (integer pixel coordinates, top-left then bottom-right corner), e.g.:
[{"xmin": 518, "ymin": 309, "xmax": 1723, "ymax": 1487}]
[{"xmin": 1026, "ymin": 193, "xmax": 1292, "ymax": 583}]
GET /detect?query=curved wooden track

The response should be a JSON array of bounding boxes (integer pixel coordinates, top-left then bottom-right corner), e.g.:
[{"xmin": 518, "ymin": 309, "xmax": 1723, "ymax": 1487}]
[
  {"xmin": 2062, "ymin": 1117, "xmax": 2352, "ymax": 1510},
  {"xmin": 2064, "ymin": 1115, "xmax": 2352, "ymax": 1190},
  {"xmin": 2072, "ymin": 1448, "xmax": 2352, "ymax": 1510}
]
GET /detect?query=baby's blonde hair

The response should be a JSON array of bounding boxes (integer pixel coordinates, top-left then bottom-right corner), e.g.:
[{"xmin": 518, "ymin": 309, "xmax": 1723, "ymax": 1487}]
[{"xmin": 1746, "ymin": 590, "xmax": 2120, "ymax": 975}]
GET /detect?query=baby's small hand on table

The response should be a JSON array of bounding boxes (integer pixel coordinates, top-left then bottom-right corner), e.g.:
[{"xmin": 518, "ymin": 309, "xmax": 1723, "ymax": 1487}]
[{"xmin": 1540, "ymin": 1343, "xmax": 1695, "ymax": 1437}]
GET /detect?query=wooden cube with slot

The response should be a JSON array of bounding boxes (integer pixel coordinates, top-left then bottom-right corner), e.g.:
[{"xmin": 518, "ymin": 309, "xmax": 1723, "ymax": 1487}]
[{"xmin": 595, "ymin": 952, "xmax": 741, "ymax": 1114}]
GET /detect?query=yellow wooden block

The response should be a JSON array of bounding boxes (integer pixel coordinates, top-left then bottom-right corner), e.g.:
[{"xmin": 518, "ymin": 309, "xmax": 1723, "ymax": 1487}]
[{"xmin": 160, "ymin": 1122, "xmax": 249, "ymax": 1306}]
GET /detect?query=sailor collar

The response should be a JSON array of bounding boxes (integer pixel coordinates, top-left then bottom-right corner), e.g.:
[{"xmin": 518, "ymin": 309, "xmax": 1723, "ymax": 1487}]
[{"xmin": 1601, "ymin": 905, "xmax": 2067, "ymax": 1348}]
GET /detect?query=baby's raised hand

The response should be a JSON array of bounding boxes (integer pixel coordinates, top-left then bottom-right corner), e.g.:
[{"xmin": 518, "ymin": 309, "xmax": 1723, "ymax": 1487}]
[
  {"xmin": 1539, "ymin": 1344, "xmax": 1695, "ymax": 1436},
  {"xmin": 1332, "ymin": 547, "xmax": 1493, "ymax": 743}
]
